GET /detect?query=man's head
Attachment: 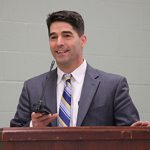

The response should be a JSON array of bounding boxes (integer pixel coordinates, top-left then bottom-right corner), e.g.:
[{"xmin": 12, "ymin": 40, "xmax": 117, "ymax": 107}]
[
  {"xmin": 46, "ymin": 10, "xmax": 84, "ymax": 37},
  {"xmin": 46, "ymin": 10, "xmax": 87, "ymax": 73}
]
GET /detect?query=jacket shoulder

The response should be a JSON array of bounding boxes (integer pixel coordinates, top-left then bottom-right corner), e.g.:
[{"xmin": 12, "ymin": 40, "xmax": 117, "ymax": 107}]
[
  {"xmin": 25, "ymin": 72, "xmax": 49, "ymax": 86},
  {"xmin": 87, "ymin": 64, "xmax": 126, "ymax": 81},
  {"xmin": 24, "ymin": 68, "xmax": 57, "ymax": 87}
]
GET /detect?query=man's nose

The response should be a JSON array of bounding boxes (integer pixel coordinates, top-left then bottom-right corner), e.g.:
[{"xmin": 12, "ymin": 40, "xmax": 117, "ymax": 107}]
[{"xmin": 57, "ymin": 36, "xmax": 64, "ymax": 46}]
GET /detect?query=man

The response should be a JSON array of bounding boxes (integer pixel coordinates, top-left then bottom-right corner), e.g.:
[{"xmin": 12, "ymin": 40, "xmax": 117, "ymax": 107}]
[{"xmin": 10, "ymin": 10, "xmax": 149, "ymax": 127}]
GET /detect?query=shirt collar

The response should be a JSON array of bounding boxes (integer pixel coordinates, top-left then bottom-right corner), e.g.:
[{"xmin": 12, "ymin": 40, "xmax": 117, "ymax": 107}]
[
  {"xmin": 57, "ymin": 67, "xmax": 64, "ymax": 85},
  {"xmin": 57, "ymin": 59, "xmax": 87, "ymax": 84}
]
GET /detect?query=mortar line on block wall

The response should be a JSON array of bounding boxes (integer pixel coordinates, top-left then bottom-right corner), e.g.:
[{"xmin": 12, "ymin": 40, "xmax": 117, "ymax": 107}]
[{"xmin": 0, "ymin": 80, "xmax": 23, "ymax": 84}]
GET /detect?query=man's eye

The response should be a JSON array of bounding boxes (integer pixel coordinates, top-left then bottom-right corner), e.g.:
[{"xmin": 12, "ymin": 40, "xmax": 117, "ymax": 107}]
[
  {"xmin": 65, "ymin": 34, "xmax": 70, "ymax": 36},
  {"xmin": 50, "ymin": 36, "xmax": 57, "ymax": 40},
  {"xmin": 64, "ymin": 34, "xmax": 72, "ymax": 38}
]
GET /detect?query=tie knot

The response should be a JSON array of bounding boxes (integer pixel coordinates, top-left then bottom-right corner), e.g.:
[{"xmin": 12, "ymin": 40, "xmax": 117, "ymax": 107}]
[{"xmin": 63, "ymin": 74, "xmax": 72, "ymax": 82}]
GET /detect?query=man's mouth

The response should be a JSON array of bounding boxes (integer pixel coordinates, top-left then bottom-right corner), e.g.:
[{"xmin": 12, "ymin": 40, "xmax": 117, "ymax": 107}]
[{"xmin": 56, "ymin": 50, "xmax": 69, "ymax": 54}]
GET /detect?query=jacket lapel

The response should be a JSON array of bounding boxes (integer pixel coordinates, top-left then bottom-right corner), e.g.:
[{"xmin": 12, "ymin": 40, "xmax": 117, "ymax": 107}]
[
  {"xmin": 76, "ymin": 65, "xmax": 101, "ymax": 126},
  {"xmin": 44, "ymin": 69, "xmax": 57, "ymax": 126}
]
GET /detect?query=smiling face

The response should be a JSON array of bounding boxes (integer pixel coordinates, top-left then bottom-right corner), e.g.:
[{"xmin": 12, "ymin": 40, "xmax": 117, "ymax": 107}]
[{"xmin": 49, "ymin": 21, "xmax": 87, "ymax": 73}]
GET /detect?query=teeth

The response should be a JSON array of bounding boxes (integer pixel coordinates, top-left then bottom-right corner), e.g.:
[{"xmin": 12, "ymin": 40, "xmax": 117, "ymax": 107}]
[{"xmin": 57, "ymin": 50, "xmax": 65, "ymax": 54}]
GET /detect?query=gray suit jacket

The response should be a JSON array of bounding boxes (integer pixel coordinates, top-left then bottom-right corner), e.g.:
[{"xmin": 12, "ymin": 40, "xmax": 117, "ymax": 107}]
[{"xmin": 10, "ymin": 64, "xmax": 139, "ymax": 127}]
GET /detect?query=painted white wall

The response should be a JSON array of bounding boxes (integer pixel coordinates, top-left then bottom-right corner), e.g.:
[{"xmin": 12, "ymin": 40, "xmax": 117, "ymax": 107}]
[{"xmin": 0, "ymin": 0, "xmax": 150, "ymax": 127}]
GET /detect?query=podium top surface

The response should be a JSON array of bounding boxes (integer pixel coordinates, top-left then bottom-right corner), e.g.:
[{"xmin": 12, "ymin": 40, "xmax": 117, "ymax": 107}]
[{"xmin": 1, "ymin": 126, "xmax": 150, "ymax": 142}]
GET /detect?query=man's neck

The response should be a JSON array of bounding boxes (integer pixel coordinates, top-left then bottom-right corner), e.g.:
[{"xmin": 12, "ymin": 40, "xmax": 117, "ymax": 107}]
[{"xmin": 58, "ymin": 60, "xmax": 84, "ymax": 74}]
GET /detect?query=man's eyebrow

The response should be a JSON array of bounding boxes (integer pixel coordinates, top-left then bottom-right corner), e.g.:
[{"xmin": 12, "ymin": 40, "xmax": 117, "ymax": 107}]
[
  {"xmin": 50, "ymin": 31, "xmax": 73, "ymax": 37},
  {"xmin": 49, "ymin": 32, "xmax": 56, "ymax": 37},
  {"xmin": 62, "ymin": 31, "xmax": 73, "ymax": 34}
]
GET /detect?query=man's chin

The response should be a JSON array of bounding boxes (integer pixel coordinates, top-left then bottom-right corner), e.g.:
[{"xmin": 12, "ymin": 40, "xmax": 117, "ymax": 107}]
[{"xmin": 56, "ymin": 59, "xmax": 69, "ymax": 66}]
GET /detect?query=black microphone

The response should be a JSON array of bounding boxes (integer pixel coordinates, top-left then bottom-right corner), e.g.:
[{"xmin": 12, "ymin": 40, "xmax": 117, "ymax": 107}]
[{"xmin": 32, "ymin": 60, "xmax": 55, "ymax": 115}]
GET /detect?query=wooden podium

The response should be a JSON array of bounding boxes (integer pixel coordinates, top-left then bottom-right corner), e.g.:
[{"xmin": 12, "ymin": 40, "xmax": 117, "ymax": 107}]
[{"xmin": 0, "ymin": 126, "xmax": 150, "ymax": 150}]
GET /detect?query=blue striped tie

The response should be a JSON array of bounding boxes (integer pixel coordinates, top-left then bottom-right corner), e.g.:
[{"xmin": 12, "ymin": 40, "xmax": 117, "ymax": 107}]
[{"xmin": 58, "ymin": 74, "xmax": 72, "ymax": 127}]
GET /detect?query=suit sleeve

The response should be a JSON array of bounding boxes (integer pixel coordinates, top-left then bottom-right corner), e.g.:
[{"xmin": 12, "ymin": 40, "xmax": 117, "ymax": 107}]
[
  {"xmin": 114, "ymin": 77, "xmax": 140, "ymax": 125},
  {"xmin": 10, "ymin": 81, "xmax": 32, "ymax": 127}
]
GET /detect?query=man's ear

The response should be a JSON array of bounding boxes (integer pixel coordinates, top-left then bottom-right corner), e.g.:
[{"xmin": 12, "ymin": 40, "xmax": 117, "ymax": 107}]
[{"xmin": 80, "ymin": 34, "xmax": 87, "ymax": 48}]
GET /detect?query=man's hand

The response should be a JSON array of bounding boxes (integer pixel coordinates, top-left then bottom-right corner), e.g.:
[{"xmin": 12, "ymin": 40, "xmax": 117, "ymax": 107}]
[
  {"xmin": 131, "ymin": 121, "xmax": 150, "ymax": 127},
  {"xmin": 31, "ymin": 112, "xmax": 58, "ymax": 128}
]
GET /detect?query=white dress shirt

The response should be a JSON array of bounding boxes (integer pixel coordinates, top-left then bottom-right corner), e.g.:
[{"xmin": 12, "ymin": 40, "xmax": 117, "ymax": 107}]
[{"xmin": 57, "ymin": 60, "xmax": 87, "ymax": 126}]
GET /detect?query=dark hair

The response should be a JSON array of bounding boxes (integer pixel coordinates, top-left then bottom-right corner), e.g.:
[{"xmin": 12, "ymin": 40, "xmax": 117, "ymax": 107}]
[{"xmin": 46, "ymin": 10, "xmax": 84, "ymax": 37}]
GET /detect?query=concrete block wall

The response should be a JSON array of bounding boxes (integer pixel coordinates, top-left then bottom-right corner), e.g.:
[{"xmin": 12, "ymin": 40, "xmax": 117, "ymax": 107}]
[{"xmin": 0, "ymin": 0, "xmax": 150, "ymax": 127}]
